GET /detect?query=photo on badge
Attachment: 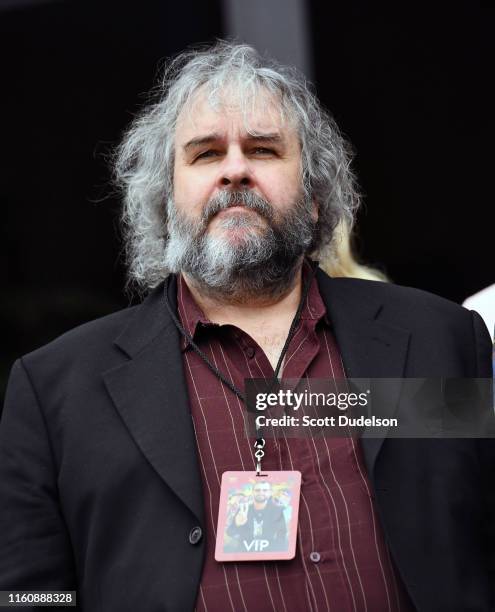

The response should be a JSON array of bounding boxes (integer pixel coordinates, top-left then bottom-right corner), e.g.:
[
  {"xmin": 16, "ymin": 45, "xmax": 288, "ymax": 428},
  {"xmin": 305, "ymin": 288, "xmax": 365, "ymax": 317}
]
[{"xmin": 215, "ymin": 470, "xmax": 301, "ymax": 562}]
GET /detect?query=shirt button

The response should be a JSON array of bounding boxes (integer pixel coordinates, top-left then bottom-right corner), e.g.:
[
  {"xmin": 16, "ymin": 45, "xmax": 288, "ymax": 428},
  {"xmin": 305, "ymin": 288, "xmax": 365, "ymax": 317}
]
[
  {"xmin": 309, "ymin": 551, "xmax": 321, "ymax": 563},
  {"xmin": 189, "ymin": 526, "xmax": 203, "ymax": 545},
  {"xmin": 246, "ymin": 346, "xmax": 255, "ymax": 358}
]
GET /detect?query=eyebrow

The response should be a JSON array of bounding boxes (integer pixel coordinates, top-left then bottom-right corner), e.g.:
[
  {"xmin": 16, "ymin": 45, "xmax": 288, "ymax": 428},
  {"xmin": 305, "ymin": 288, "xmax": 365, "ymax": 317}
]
[
  {"xmin": 182, "ymin": 132, "xmax": 285, "ymax": 152},
  {"xmin": 245, "ymin": 133, "xmax": 284, "ymax": 145},
  {"xmin": 183, "ymin": 134, "xmax": 222, "ymax": 152}
]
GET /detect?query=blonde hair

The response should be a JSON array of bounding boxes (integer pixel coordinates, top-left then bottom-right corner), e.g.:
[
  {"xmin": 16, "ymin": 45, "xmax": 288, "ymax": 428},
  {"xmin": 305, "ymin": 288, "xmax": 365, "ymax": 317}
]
[{"xmin": 320, "ymin": 220, "xmax": 389, "ymax": 282}]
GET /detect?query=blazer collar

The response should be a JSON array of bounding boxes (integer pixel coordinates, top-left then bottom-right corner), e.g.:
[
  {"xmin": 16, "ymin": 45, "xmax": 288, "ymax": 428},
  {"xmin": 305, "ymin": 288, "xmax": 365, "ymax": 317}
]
[
  {"xmin": 113, "ymin": 269, "xmax": 411, "ymax": 377},
  {"xmin": 316, "ymin": 269, "xmax": 411, "ymax": 474},
  {"xmin": 103, "ymin": 277, "xmax": 205, "ymax": 523},
  {"xmin": 316, "ymin": 269, "xmax": 410, "ymax": 378}
]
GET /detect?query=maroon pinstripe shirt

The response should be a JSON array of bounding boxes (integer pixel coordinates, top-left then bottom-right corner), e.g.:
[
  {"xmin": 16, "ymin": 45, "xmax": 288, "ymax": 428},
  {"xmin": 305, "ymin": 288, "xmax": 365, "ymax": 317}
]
[{"xmin": 177, "ymin": 266, "xmax": 413, "ymax": 612}]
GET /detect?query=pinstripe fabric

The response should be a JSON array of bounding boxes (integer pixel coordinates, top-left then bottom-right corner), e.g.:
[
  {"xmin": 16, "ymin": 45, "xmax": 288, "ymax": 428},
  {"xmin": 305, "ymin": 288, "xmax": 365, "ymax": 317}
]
[{"xmin": 177, "ymin": 269, "xmax": 413, "ymax": 612}]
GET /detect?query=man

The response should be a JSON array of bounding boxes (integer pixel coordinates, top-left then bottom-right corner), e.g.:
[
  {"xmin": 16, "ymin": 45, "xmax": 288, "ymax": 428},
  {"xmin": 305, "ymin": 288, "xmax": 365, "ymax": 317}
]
[
  {"xmin": 226, "ymin": 482, "xmax": 288, "ymax": 553},
  {"xmin": 0, "ymin": 42, "xmax": 493, "ymax": 611}
]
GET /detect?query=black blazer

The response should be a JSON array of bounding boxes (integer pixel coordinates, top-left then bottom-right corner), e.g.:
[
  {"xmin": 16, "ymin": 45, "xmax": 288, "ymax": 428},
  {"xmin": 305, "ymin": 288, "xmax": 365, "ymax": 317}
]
[{"xmin": 0, "ymin": 270, "xmax": 493, "ymax": 612}]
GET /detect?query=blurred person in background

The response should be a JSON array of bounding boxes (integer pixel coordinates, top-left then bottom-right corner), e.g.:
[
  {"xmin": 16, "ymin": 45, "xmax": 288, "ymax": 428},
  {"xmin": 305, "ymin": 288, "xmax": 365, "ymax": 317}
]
[
  {"xmin": 463, "ymin": 284, "xmax": 495, "ymax": 340},
  {"xmin": 321, "ymin": 218, "xmax": 388, "ymax": 282}
]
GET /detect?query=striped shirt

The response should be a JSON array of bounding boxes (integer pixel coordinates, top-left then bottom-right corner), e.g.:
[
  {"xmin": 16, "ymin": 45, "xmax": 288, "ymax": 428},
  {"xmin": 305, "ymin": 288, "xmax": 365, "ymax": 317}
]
[{"xmin": 177, "ymin": 268, "xmax": 414, "ymax": 612}]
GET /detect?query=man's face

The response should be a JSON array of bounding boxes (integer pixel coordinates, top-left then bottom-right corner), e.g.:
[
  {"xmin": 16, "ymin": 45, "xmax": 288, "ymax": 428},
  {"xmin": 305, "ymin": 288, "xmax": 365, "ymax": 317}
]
[
  {"xmin": 173, "ymin": 88, "xmax": 306, "ymax": 242},
  {"xmin": 165, "ymin": 87, "xmax": 317, "ymax": 298},
  {"xmin": 253, "ymin": 483, "xmax": 272, "ymax": 505}
]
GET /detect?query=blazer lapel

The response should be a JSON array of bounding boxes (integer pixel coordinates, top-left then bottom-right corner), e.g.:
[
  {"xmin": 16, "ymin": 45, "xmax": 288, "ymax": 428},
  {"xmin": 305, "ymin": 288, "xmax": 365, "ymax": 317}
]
[
  {"xmin": 102, "ymin": 280, "xmax": 204, "ymax": 524},
  {"xmin": 316, "ymin": 270, "xmax": 411, "ymax": 475}
]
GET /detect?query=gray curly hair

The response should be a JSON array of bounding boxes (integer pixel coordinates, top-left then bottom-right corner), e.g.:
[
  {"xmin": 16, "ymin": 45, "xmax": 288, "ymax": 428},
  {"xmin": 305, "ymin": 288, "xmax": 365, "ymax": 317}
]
[{"xmin": 114, "ymin": 40, "xmax": 361, "ymax": 293}]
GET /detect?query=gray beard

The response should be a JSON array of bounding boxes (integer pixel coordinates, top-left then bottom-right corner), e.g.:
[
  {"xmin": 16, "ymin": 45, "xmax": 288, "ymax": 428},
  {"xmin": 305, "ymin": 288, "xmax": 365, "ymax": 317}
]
[{"xmin": 164, "ymin": 190, "xmax": 317, "ymax": 301}]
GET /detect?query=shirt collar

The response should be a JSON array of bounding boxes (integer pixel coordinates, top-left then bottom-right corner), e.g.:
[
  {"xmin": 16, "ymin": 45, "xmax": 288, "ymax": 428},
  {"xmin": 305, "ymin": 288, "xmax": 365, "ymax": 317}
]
[
  {"xmin": 176, "ymin": 275, "xmax": 212, "ymax": 351},
  {"xmin": 299, "ymin": 258, "xmax": 328, "ymax": 322},
  {"xmin": 176, "ymin": 259, "xmax": 330, "ymax": 351}
]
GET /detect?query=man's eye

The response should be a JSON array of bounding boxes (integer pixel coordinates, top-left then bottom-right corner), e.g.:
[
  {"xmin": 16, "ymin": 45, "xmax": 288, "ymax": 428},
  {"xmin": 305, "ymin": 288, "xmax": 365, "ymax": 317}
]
[
  {"xmin": 195, "ymin": 150, "xmax": 219, "ymax": 161},
  {"xmin": 252, "ymin": 147, "xmax": 274, "ymax": 155}
]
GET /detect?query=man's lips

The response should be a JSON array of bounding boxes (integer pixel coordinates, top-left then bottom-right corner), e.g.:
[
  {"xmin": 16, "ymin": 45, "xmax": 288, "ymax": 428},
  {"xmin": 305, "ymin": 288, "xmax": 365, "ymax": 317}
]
[
  {"xmin": 216, "ymin": 205, "xmax": 258, "ymax": 215},
  {"xmin": 208, "ymin": 206, "xmax": 265, "ymax": 225}
]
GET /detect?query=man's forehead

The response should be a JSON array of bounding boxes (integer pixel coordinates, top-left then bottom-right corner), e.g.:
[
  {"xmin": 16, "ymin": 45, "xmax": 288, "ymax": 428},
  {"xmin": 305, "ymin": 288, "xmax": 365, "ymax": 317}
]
[{"xmin": 175, "ymin": 86, "xmax": 295, "ymax": 143}]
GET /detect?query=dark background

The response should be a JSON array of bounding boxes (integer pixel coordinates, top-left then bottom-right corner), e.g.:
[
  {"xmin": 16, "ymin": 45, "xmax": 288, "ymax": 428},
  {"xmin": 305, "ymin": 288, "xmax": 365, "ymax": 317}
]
[{"xmin": 1, "ymin": 1, "xmax": 491, "ymax": 401}]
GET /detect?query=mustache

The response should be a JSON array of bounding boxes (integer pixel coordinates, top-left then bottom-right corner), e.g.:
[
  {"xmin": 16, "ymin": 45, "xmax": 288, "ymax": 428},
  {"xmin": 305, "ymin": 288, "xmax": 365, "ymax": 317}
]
[{"xmin": 200, "ymin": 190, "xmax": 275, "ymax": 224}]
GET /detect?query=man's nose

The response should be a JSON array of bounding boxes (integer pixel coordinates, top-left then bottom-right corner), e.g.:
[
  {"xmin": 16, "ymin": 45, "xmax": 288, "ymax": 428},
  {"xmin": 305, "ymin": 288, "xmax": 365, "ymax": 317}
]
[{"xmin": 218, "ymin": 149, "xmax": 253, "ymax": 189}]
